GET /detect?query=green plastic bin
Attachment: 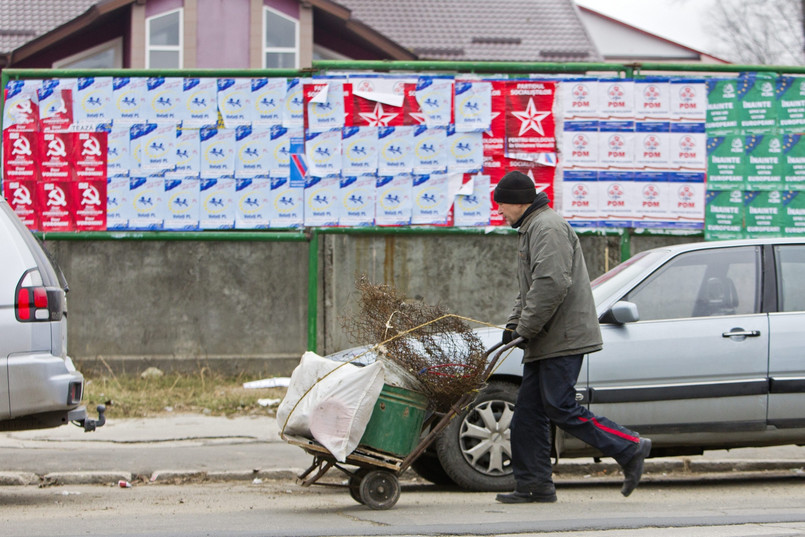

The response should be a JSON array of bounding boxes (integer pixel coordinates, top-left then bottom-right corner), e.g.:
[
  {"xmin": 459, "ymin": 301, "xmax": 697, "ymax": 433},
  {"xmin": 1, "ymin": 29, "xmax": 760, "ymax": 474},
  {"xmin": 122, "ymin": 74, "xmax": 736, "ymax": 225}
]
[{"xmin": 359, "ymin": 384, "xmax": 428, "ymax": 457}]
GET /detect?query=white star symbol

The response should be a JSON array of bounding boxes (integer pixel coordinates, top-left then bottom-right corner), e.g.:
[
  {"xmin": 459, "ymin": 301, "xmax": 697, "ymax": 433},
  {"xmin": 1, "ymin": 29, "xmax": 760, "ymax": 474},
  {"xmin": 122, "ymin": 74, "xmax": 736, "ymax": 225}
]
[
  {"xmin": 408, "ymin": 111, "xmax": 428, "ymax": 125},
  {"xmin": 511, "ymin": 98, "xmax": 551, "ymax": 136},
  {"xmin": 358, "ymin": 102, "xmax": 399, "ymax": 126}
]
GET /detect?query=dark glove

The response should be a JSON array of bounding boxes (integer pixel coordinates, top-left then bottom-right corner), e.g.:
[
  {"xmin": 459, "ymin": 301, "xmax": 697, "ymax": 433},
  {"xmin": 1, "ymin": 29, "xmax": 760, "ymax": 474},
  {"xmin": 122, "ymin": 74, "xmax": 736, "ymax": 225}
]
[
  {"xmin": 513, "ymin": 331, "xmax": 529, "ymax": 349},
  {"xmin": 501, "ymin": 324, "xmax": 518, "ymax": 345}
]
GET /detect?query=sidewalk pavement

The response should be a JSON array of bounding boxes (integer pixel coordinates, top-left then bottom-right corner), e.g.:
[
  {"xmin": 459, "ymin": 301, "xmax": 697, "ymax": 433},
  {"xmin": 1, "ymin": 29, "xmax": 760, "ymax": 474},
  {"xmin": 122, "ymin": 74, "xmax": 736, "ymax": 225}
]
[{"xmin": 2, "ymin": 413, "xmax": 805, "ymax": 487}]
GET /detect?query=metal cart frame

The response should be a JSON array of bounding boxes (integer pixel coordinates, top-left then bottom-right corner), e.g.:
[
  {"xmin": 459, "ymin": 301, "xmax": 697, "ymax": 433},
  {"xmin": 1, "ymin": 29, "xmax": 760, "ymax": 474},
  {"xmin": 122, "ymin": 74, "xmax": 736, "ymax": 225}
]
[{"xmin": 281, "ymin": 340, "xmax": 517, "ymax": 509}]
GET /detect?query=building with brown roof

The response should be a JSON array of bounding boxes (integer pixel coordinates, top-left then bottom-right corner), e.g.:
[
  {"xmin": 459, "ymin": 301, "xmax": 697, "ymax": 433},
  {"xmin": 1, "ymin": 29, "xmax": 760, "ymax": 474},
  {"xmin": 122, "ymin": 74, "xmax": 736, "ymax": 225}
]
[{"xmin": 0, "ymin": 0, "xmax": 601, "ymax": 70}]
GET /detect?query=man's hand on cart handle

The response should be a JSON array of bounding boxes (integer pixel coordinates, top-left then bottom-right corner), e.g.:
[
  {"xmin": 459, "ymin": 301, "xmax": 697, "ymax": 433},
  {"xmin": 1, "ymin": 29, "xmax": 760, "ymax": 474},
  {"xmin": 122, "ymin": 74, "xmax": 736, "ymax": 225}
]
[{"xmin": 502, "ymin": 324, "xmax": 528, "ymax": 349}]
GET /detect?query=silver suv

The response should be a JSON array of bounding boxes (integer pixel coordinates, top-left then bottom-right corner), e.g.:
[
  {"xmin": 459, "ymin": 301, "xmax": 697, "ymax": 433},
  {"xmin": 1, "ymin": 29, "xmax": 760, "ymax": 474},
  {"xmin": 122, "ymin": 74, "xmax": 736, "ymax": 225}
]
[{"xmin": 0, "ymin": 198, "xmax": 103, "ymax": 432}]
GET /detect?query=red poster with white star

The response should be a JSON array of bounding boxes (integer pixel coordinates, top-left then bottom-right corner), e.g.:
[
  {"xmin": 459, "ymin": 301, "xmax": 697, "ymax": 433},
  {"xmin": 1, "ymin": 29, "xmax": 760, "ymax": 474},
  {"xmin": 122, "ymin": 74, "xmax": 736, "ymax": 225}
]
[
  {"xmin": 505, "ymin": 80, "xmax": 556, "ymax": 159},
  {"xmin": 345, "ymin": 82, "xmax": 426, "ymax": 127},
  {"xmin": 347, "ymin": 82, "xmax": 408, "ymax": 128}
]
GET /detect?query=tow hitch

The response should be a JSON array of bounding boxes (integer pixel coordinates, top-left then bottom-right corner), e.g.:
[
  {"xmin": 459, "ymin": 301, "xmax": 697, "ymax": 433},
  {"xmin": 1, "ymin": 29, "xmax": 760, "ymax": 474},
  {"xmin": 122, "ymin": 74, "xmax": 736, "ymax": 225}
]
[{"xmin": 74, "ymin": 404, "xmax": 106, "ymax": 432}]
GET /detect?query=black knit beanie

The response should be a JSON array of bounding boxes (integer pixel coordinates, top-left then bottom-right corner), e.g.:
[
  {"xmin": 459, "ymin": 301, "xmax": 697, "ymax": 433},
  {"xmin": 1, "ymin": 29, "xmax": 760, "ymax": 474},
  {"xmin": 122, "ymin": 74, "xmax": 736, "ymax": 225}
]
[{"xmin": 493, "ymin": 171, "xmax": 537, "ymax": 204}]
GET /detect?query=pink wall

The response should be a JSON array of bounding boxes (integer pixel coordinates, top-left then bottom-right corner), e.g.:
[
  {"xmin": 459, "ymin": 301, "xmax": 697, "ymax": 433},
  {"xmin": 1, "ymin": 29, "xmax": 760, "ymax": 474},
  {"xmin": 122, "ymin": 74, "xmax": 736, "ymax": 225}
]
[
  {"xmin": 266, "ymin": 0, "xmax": 298, "ymax": 19},
  {"xmin": 143, "ymin": 0, "xmax": 301, "ymax": 68},
  {"xmin": 196, "ymin": 0, "xmax": 251, "ymax": 68},
  {"xmin": 146, "ymin": 0, "xmax": 183, "ymax": 17}
]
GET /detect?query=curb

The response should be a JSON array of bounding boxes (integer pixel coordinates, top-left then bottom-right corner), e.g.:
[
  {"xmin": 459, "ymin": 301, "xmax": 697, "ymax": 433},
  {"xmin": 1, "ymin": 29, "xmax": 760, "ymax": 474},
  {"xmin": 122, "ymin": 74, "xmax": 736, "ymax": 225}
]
[
  {"xmin": 553, "ymin": 459, "xmax": 805, "ymax": 477},
  {"xmin": 0, "ymin": 468, "xmax": 306, "ymax": 487},
  {"xmin": 2, "ymin": 460, "xmax": 804, "ymax": 487}
]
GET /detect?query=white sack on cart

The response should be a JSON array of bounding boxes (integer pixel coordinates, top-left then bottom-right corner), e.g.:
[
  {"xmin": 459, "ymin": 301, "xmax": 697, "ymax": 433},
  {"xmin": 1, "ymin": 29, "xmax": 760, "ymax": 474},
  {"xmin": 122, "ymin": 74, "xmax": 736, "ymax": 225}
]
[{"xmin": 277, "ymin": 351, "xmax": 385, "ymax": 462}]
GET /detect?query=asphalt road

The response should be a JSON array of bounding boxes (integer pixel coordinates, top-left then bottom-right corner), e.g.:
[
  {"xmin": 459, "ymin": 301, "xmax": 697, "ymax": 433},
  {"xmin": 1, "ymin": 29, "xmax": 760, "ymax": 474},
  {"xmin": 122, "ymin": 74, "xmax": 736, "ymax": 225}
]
[
  {"xmin": 3, "ymin": 476, "xmax": 805, "ymax": 537},
  {"xmin": 3, "ymin": 414, "xmax": 805, "ymax": 536}
]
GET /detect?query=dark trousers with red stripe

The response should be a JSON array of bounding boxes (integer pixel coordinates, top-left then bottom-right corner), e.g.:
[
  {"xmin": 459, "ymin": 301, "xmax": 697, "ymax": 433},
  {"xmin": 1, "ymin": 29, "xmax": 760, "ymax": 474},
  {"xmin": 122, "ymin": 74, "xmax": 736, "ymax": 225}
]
[{"xmin": 510, "ymin": 354, "xmax": 641, "ymax": 488}]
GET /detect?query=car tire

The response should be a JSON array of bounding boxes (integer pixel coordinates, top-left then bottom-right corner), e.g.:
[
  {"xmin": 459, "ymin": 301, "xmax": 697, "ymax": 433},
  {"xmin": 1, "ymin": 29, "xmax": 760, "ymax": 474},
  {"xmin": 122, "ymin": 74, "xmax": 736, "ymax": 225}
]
[
  {"xmin": 435, "ymin": 380, "xmax": 518, "ymax": 492},
  {"xmin": 409, "ymin": 449, "xmax": 455, "ymax": 486}
]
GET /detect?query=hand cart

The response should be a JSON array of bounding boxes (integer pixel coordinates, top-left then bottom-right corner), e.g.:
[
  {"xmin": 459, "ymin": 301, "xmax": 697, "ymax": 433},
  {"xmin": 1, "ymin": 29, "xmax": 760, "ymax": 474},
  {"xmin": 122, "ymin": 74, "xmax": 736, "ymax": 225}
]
[{"xmin": 281, "ymin": 340, "xmax": 517, "ymax": 510}]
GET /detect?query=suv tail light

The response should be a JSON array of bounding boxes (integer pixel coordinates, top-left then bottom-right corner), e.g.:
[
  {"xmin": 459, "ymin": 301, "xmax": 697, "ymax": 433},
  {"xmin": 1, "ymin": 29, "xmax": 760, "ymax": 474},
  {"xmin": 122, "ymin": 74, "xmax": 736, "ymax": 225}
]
[
  {"xmin": 15, "ymin": 270, "xmax": 65, "ymax": 322},
  {"xmin": 68, "ymin": 381, "xmax": 83, "ymax": 405}
]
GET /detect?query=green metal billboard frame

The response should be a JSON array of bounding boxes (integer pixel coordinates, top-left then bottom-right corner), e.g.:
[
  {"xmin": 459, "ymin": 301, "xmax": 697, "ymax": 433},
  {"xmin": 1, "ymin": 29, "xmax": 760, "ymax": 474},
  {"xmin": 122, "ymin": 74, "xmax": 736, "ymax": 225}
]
[{"xmin": 6, "ymin": 60, "xmax": 805, "ymax": 351}]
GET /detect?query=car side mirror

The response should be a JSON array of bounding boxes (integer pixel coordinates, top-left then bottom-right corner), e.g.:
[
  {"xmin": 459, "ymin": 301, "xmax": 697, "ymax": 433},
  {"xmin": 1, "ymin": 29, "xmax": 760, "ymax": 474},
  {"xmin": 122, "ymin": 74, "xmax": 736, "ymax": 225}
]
[{"xmin": 600, "ymin": 301, "xmax": 639, "ymax": 325}]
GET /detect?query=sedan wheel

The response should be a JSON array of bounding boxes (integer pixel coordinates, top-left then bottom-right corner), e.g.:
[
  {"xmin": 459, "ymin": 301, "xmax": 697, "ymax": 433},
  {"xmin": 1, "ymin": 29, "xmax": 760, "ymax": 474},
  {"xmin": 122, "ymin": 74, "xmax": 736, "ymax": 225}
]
[{"xmin": 435, "ymin": 380, "xmax": 518, "ymax": 491}]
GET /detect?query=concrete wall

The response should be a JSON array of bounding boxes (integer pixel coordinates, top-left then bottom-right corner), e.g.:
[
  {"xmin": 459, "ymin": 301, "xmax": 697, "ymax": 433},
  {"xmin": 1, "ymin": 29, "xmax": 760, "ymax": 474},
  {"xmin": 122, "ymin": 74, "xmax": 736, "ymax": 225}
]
[{"xmin": 44, "ymin": 231, "xmax": 700, "ymax": 378}]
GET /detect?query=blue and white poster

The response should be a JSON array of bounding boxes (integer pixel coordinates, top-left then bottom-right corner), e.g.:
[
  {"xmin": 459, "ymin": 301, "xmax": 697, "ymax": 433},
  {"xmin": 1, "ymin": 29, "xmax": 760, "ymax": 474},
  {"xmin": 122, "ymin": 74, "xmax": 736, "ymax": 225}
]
[
  {"xmin": 164, "ymin": 176, "xmax": 200, "ymax": 230},
  {"xmin": 454, "ymin": 173, "xmax": 491, "ymax": 227},
  {"xmin": 200, "ymin": 126, "xmax": 235, "ymax": 177},
  {"xmin": 304, "ymin": 174, "xmax": 340, "ymax": 227},
  {"xmin": 378, "ymin": 126, "xmax": 414, "ymax": 175},
  {"xmin": 412, "ymin": 170, "xmax": 450, "ymax": 225},
  {"xmin": 173, "ymin": 127, "xmax": 200, "ymax": 176},
  {"xmin": 235, "ymin": 176, "xmax": 271, "ymax": 229},
  {"xmin": 267, "ymin": 176, "xmax": 303, "ymax": 228},
  {"xmin": 217, "ymin": 78, "xmax": 252, "ymax": 127},
  {"xmin": 446, "ymin": 125, "xmax": 483, "ymax": 173},
  {"xmin": 283, "ymin": 78, "xmax": 305, "ymax": 128},
  {"xmin": 415, "ymin": 77, "xmax": 453, "ymax": 127},
  {"xmin": 342, "ymin": 127, "xmax": 378, "ymax": 176},
  {"xmin": 376, "ymin": 174, "xmax": 412, "ymax": 226},
  {"xmin": 200, "ymin": 176, "xmax": 236, "ymax": 229},
  {"xmin": 251, "ymin": 78, "xmax": 285, "ymax": 125},
  {"xmin": 305, "ymin": 129, "xmax": 342, "ymax": 177},
  {"xmin": 413, "ymin": 125, "xmax": 447, "ymax": 174},
  {"xmin": 454, "ymin": 80, "xmax": 492, "ymax": 132},
  {"xmin": 182, "ymin": 78, "xmax": 218, "ymax": 127},
  {"xmin": 235, "ymin": 125, "xmax": 271, "ymax": 177},
  {"xmin": 339, "ymin": 174, "xmax": 376, "ymax": 226}
]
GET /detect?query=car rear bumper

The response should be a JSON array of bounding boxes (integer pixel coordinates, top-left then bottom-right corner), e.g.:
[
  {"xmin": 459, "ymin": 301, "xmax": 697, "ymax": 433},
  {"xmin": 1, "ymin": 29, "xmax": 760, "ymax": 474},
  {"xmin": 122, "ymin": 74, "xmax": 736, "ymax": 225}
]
[{"xmin": 6, "ymin": 352, "xmax": 84, "ymax": 422}]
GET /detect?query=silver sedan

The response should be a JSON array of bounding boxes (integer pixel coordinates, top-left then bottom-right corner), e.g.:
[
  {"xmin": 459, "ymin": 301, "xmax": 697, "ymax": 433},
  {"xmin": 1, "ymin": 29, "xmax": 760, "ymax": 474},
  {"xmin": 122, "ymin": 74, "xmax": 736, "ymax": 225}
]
[{"xmin": 422, "ymin": 237, "xmax": 805, "ymax": 491}]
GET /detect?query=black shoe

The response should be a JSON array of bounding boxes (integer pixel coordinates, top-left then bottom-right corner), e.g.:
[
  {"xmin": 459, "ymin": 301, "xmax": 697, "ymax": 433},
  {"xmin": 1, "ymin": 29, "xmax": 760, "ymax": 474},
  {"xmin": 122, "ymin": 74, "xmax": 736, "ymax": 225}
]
[
  {"xmin": 496, "ymin": 487, "xmax": 557, "ymax": 504},
  {"xmin": 621, "ymin": 437, "xmax": 652, "ymax": 497}
]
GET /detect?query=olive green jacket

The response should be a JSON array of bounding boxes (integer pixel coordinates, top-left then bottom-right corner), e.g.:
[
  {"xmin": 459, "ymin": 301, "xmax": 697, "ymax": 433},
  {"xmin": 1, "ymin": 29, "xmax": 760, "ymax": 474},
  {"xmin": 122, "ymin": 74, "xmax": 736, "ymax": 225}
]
[{"xmin": 507, "ymin": 204, "xmax": 603, "ymax": 362}]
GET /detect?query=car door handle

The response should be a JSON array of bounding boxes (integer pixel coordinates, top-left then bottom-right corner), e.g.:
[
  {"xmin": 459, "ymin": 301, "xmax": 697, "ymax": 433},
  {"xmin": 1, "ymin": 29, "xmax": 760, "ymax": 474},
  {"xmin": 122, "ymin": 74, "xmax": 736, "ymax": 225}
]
[{"xmin": 722, "ymin": 329, "xmax": 761, "ymax": 338}]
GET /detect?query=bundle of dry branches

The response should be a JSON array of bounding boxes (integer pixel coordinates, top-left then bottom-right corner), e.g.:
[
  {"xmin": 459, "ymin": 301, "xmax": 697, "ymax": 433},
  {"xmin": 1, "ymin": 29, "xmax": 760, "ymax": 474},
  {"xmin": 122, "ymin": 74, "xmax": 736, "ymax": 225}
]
[{"xmin": 342, "ymin": 276, "xmax": 488, "ymax": 412}]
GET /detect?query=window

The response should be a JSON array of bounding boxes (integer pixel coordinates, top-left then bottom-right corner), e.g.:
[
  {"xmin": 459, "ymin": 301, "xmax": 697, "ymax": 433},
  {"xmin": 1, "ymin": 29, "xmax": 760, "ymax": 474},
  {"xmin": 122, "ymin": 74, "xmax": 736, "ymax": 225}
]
[
  {"xmin": 624, "ymin": 247, "xmax": 758, "ymax": 321},
  {"xmin": 264, "ymin": 7, "xmax": 298, "ymax": 68},
  {"xmin": 146, "ymin": 9, "xmax": 183, "ymax": 68},
  {"xmin": 775, "ymin": 245, "xmax": 805, "ymax": 312},
  {"xmin": 54, "ymin": 38, "xmax": 123, "ymax": 69}
]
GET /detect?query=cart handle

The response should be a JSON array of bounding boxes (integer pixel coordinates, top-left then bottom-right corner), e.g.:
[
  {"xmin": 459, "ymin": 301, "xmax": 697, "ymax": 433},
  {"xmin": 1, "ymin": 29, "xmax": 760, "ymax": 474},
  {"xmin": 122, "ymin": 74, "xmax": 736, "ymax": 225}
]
[{"xmin": 482, "ymin": 337, "xmax": 524, "ymax": 378}]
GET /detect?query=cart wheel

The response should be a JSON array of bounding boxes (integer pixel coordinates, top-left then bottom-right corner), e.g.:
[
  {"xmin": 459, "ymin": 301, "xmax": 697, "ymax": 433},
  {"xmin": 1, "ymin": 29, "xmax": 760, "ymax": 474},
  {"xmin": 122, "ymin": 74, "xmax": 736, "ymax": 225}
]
[
  {"xmin": 358, "ymin": 470, "xmax": 400, "ymax": 510},
  {"xmin": 348, "ymin": 474, "xmax": 365, "ymax": 504}
]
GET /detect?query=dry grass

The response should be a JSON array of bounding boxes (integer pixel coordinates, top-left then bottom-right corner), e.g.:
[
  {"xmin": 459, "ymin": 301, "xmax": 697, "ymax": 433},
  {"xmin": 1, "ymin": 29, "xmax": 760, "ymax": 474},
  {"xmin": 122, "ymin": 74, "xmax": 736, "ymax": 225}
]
[{"xmin": 82, "ymin": 370, "xmax": 287, "ymax": 418}]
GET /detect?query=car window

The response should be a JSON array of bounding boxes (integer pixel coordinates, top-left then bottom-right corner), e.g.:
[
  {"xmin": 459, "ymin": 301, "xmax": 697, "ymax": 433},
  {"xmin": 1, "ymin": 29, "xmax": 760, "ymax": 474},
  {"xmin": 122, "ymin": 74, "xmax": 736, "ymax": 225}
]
[
  {"xmin": 623, "ymin": 246, "xmax": 758, "ymax": 321},
  {"xmin": 591, "ymin": 250, "xmax": 666, "ymax": 305},
  {"xmin": 775, "ymin": 245, "xmax": 805, "ymax": 312}
]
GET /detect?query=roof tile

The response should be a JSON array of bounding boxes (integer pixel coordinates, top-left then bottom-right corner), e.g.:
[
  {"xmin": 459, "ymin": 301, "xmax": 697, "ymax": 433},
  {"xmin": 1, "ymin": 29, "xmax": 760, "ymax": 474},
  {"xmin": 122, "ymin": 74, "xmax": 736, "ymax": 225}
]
[
  {"xmin": 337, "ymin": 0, "xmax": 601, "ymax": 62},
  {"xmin": 0, "ymin": 0, "xmax": 98, "ymax": 53}
]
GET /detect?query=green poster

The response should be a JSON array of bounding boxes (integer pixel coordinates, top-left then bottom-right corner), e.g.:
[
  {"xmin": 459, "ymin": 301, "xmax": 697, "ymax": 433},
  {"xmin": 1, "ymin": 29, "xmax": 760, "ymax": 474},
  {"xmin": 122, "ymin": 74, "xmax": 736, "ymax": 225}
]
[
  {"xmin": 781, "ymin": 191, "xmax": 805, "ymax": 236},
  {"xmin": 705, "ymin": 190, "xmax": 744, "ymax": 240},
  {"xmin": 745, "ymin": 134, "xmax": 785, "ymax": 190},
  {"xmin": 706, "ymin": 78, "xmax": 739, "ymax": 135},
  {"xmin": 744, "ymin": 190, "xmax": 784, "ymax": 238},
  {"xmin": 782, "ymin": 134, "xmax": 805, "ymax": 190},
  {"xmin": 706, "ymin": 135, "xmax": 746, "ymax": 190},
  {"xmin": 776, "ymin": 76, "xmax": 805, "ymax": 133},
  {"xmin": 738, "ymin": 73, "xmax": 778, "ymax": 134}
]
